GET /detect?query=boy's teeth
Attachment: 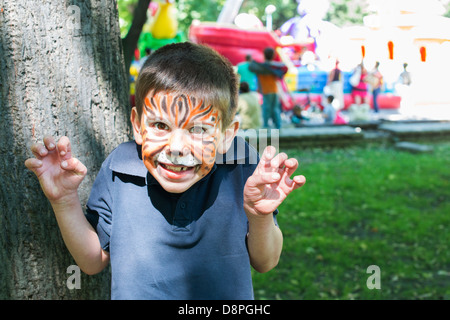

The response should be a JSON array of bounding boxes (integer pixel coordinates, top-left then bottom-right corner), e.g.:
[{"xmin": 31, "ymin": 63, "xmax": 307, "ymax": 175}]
[{"xmin": 165, "ymin": 164, "xmax": 186, "ymax": 172}]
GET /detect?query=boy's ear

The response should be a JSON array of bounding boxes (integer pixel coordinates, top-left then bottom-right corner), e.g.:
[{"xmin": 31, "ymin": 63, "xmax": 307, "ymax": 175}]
[
  {"xmin": 130, "ymin": 107, "xmax": 143, "ymax": 145},
  {"xmin": 217, "ymin": 120, "xmax": 240, "ymax": 154}
]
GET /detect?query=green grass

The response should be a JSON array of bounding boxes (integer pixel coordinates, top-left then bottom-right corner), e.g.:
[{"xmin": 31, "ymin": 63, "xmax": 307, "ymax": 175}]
[{"xmin": 252, "ymin": 141, "xmax": 450, "ymax": 300}]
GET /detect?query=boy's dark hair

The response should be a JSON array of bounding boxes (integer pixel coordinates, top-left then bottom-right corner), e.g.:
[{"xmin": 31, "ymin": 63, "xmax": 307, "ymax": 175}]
[
  {"xmin": 263, "ymin": 47, "xmax": 275, "ymax": 61},
  {"xmin": 136, "ymin": 42, "xmax": 239, "ymax": 130}
]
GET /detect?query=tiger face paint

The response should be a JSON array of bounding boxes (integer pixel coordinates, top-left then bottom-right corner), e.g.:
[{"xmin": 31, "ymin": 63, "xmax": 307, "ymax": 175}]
[{"xmin": 133, "ymin": 92, "xmax": 224, "ymax": 193}]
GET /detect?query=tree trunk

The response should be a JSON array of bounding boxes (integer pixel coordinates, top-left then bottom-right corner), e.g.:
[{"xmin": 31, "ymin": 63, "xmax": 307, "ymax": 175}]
[
  {"xmin": 122, "ymin": 0, "xmax": 151, "ymax": 74},
  {"xmin": 0, "ymin": 0, "xmax": 131, "ymax": 299}
]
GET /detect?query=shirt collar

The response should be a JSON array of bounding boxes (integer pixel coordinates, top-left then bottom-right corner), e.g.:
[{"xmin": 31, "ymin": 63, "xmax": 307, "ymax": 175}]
[
  {"xmin": 109, "ymin": 141, "xmax": 149, "ymax": 178},
  {"xmin": 109, "ymin": 136, "xmax": 250, "ymax": 181}
]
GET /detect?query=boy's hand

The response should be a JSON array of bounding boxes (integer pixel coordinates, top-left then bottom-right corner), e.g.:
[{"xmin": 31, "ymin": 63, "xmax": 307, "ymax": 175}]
[
  {"xmin": 25, "ymin": 136, "xmax": 87, "ymax": 203},
  {"xmin": 244, "ymin": 146, "xmax": 306, "ymax": 218}
]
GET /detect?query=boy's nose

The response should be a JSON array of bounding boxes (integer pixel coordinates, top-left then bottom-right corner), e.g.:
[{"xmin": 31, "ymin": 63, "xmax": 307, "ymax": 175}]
[{"xmin": 168, "ymin": 130, "xmax": 190, "ymax": 157}]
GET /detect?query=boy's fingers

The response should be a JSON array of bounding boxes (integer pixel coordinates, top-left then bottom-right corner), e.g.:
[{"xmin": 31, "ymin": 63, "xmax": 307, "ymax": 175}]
[
  {"xmin": 24, "ymin": 158, "xmax": 43, "ymax": 173},
  {"xmin": 247, "ymin": 171, "xmax": 280, "ymax": 187},
  {"xmin": 261, "ymin": 146, "xmax": 277, "ymax": 162},
  {"xmin": 276, "ymin": 174, "xmax": 305, "ymax": 196},
  {"xmin": 61, "ymin": 158, "xmax": 87, "ymax": 176},
  {"xmin": 270, "ymin": 152, "xmax": 288, "ymax": 169},
  {"xmin": 293, "ymin": 175, "xmax": 306, "ymax": 186},
  {"xmin": 289, "ymin": 175, "xmax": 306, "ymax": 192},
  {"xmin": 30, "ymin": 142, "xmax": 47, "ymax": 159},
  {"xmin": 43, "ymin": 136, "xmax": 56, "ymax": 151},
  {"xmin": 257, "ymin": 146, "xmax": 282, "ymax": 172},
  {"xmin": 283, "ymin": 158, "xmax": 299, "ymax": 177},
  {"xmin": 57, "ymin": 136, "xmax": 72, "ymax": 160},
  {"xmin": 277, "ymin": 158, "xmax": 305, "ymax": 191}
]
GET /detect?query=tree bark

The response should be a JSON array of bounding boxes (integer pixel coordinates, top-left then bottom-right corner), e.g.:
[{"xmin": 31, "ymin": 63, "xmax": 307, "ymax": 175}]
[{"xmin": 0, "ymin": 0, "xmax": 131, "ymax": 299}]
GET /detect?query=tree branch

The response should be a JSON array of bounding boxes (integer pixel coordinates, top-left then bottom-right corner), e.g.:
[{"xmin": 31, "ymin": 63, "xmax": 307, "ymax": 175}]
[{"xmin": 122, "ymin": 0, "xmax": 151, "ymax": 74}]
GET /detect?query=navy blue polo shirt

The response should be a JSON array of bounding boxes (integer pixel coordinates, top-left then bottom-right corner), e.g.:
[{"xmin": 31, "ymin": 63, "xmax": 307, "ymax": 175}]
[{"xmin": 85, "ymin": 136, "xmax": 277, "ymax": 300}]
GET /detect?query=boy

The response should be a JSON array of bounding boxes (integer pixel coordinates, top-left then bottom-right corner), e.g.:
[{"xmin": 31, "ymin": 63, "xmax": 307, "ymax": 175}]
[{"xmin": 25, "ymin": 42, "xmax": 305, "ymax": 299}]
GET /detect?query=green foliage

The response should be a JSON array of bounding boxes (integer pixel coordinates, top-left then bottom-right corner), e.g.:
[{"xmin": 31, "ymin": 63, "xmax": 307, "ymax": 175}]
[
  {"xmin": 176, "ymin": 0, "xmax": 298, "ymax": 37},
  {"xmin": 118, "ymin": 0, "xmax": 139, "ymax": 37},
  {"xmin": 325, "ymin": 0, "xmax": 370, "ymax": 27},
  {"xmin": 176, "ymin": 0, "xmax": 225, "ymax": 38},
  {"xmin": 240, "ymin": 0, "xmax": 298, "ymax": 30},
  {"xmin": 252, "ymin": 142, "xmax": 450, "ymax": 300},
  {"xmin": 443, "ymin": 0, "xmax": 450, "ymax": 18}
]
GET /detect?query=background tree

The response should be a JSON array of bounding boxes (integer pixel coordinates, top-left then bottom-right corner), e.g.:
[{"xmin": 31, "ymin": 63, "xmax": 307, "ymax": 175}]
[
  {"xmin": 121, "ymin": 0, "xmax": 151, "ymax": 75},
  {"xmin": 0, "ymin": 0, "xmax": 131, "ymax": 299},
  {"xmin": 325, "ymin": 0, "xmax": 370, "ymax": 27}
]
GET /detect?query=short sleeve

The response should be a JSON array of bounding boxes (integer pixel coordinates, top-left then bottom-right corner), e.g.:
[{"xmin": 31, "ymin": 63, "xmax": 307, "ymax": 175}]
[{"xmin": 85, "ymin": 160, "xmax": 114, "ymax": 252}]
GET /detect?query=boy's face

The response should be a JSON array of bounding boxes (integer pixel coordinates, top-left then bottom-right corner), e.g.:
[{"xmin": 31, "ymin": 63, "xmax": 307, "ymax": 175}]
[{"xmin": 132, "ymin": 92, "xmax": 237, "ymax": 193}]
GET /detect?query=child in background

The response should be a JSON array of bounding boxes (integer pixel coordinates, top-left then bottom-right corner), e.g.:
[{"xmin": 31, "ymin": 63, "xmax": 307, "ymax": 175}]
[
  {"xmin": 237, "ymin": 81, "xmax": 262, "ymax": 130},
  {"xmin": 291, "ymin": 105, "xmax": 309, "ymax": 126},
  {"xmin": 322, "ymin": 95, "xmax": 336, "ymax": 124}
]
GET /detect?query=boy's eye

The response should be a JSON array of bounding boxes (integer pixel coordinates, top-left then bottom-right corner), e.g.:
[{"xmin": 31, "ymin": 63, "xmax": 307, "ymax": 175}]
[
  {"xmin": 189, "ymin": 126, "xmax": 206, "ymax": 134},
  {"xmin": 153, "ymin": 122, "xmax": 169, "ymax": 131}
]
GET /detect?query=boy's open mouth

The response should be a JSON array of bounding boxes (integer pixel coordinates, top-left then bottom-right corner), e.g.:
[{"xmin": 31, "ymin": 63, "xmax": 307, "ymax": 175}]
[{"xmin": 157, "ymin": 161, "xmax": 198, "ymax": 173}]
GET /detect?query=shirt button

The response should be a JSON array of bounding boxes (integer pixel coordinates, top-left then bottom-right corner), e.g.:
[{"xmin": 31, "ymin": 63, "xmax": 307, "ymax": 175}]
[{"xmin": 180, "ymin": 202, "xmax": 186, "ymax": 209}]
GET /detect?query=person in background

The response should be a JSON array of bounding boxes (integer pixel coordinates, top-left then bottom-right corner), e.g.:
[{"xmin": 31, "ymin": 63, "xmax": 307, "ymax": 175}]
[
  {"xmin": 237, "ymin": 54, "xmax": 258, "ymax": 92},
  {"xmin": 351, "ymin": 62, "xmax": 369, "ymax": 106},
  {"xmin": 326, "ymin": 59, "xmax": 343, "ymax": 109},
  {"xmin": 349, "ymin": 62, "xmax": 370, "ymax": 121},
  {"xmin": 397, "ymin": 62, "xmax": 412, "ymax": 111},
  {"xmin": 369, "ymin": 61, "xmax": 383, "ymax": 113},
  {"xmin": 322, "ymin": 95, "xmax": 336, "ymax": 124},
  {"xmin": 399, "ymin": 62, "xmax": 411, "ymax": 86},
  {"xmin": 237, "ymin": 82, "xmax": 262, "ymax": 130},
  {"xmin": 249, "ymin": 47, "xmax": 287, "ymax": 129},
  {"xmin": 290, "ymin": 105, "xmax": 309, "ymax": 127}
]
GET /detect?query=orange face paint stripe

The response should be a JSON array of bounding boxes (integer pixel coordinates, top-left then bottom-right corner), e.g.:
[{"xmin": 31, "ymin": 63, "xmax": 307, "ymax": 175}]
[
  {"xmin": 144, "ymin": 97, "xmax": 156, "ymax": 116},
  {"xmin": 186, "ymin": 104, "xmax": 217, "ymax": 127},
  {"xmin": 197, "ymin": 109, "xmax": 219, "ymax": 123},
  {"xmin": 147, "ymin": 93, "xmax": 218, "ymax": 130},
  {"xmin": 181, "ymin": 99, "xmax": 209, "ymax": 129},
  {"xmin": 156, "ymin": 95, "xmax": 163, "ymax": 118}
]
